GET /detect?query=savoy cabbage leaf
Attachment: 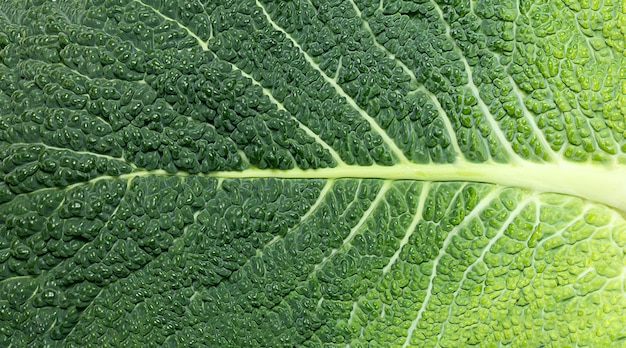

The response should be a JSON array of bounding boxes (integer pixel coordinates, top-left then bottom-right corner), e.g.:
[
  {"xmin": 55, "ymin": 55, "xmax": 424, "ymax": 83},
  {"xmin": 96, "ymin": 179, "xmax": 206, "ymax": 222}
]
[{"xmin": 1, "ymin": 0, "xmax": 626, "ymax": 346}]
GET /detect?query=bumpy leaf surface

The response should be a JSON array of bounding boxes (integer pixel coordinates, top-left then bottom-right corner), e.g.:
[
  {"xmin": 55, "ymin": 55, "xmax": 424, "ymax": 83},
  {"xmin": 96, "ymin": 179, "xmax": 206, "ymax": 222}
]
[{"xmin": 1, "ymin": 0, "xmax": 625, "ymax": 346}]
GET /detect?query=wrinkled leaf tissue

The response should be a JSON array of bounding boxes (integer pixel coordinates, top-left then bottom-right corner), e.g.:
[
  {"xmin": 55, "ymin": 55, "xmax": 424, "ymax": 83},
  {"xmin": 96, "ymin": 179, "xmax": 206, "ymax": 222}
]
[{"xmin": 0, "ymin": 0, "xmax": 625, "ymax": 346}]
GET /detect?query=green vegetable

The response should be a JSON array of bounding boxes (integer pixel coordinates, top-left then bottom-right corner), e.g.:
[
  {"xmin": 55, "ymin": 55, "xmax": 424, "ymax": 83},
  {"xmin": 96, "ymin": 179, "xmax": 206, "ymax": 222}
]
[{"xmin": 1, "ymin": 0, "xmax": 625, "ymax": 346}]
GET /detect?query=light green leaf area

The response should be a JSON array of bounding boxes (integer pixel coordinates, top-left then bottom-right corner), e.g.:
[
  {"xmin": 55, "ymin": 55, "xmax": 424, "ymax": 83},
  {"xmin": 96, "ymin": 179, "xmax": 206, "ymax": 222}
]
[{"xmin": 1, "ymin": 0, "xmax": 625, "ymax": 346}]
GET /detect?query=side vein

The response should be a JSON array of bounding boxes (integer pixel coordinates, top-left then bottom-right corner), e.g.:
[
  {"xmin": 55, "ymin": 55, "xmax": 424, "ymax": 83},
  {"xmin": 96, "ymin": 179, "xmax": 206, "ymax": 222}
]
[
  {"xmin": 254, "ymin": 0, "xmax": 412, "ymax": 164},
  {"xmin": 382, "ymin": 182, "xmax": 432, "ymax": 274},
  {"xmin": 347, "ymin": 0, "xmax": 465, "ymax": 161},
  {"xmin": 401, "ymin": 186, "xmax": 504, "ymax": 347},
  {"xmin": 429, "ymin": 0, "xmax": 522, "ymax": 163},
  {"xmin": 133, "ymin": 0, "xmax": 345, "ymax": 166},
  {"xmin": 435, "ymin": 193, "xmax": 535, "ymax": 345}
]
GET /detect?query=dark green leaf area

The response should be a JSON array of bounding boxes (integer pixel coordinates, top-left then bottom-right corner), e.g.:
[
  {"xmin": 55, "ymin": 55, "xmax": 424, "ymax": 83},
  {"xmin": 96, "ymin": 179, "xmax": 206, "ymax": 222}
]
[
  {"xmin": 0, "ymin": 144, "xmax": 132, "ymax": 199},
  {"xmin": 203, "ymin": 1, "xmax": 398, "ymax": 165},
  {"xmin": 0, "ymin": 1, "xmax": 340, "ymax": 175},
  {"xmin": 54, "ymin": 177, "xmax": 324, "ymax": 347},
  {"xmin": 0, "ymin": 179, "xmax": 126, "ymax": 280},
  {"xmin": 0, "ymin": 176, "xmax": 328, "ymax": 346},
  {"xmin": 98, "ymin": 0, "xmax": 338, "ymax": 169}
]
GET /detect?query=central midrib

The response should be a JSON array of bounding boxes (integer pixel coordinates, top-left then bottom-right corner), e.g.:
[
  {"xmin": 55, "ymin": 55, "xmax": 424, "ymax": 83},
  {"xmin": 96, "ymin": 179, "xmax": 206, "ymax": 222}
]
[
  {"xmin": 116, "ymin": 161, "xmax": 626, "ymax": 212},
  {"xmin": 119, "ymin": 0, "xmax": 626, "ymax": 213}
]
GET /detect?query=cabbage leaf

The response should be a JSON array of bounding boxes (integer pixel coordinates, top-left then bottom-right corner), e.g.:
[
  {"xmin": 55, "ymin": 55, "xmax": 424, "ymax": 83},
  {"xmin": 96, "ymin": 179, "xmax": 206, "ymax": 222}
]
[{"xmin": 1, "ymin": 0, "xmax": 625, "ymax": 346}]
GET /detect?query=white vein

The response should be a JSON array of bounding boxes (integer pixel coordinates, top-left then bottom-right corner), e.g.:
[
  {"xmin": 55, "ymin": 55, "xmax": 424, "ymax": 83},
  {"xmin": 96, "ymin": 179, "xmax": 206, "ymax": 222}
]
[
  {"xmin": 236, "ymin": 149, "xmax": 251, "ymax": 166},
  {"xmin": 434, "ymin": 192, "xmax": 534, "ymax": 346},
  {"xmin": 436, "ymin": 183, "xmax": 468, "ymax": 223},
  {"xmin": 429, "ymin": 0, "xmax": 521, "ymax": 163},
  {"xmin": 382, "ymin": 182, "xmax": 431, "ymax": 274},
  {"xmin": 134, "ymin": 0, "xmax": 209, "ymax": 50},
  {"xmin": 574, "ymin": 267, "xmax": 595, "ymax": 282},
  {"xmin": 0, "ymin": 275, "xmax": 35, "ymax": 286},
  {"xmin": 510, "ymin": 28, "xmax": 572, "ymax": 163},
  {"xmin": 484, "ymin": 0, "xmax": 562, "ymax": 164},
  {"xmin": 255, "ymin": 0, "xmax": 411, "ymax": 164},
  {"xmin": 301, "ymin": 179, "xmax": 336, "ymax": 225},
  {"xmin": 344, "ymin": 182, "xmax": 433, "ymax": 342},
  {"xmin": 522, "ymin": 4, "xmax": 618, "ymax": 164},
  {"xmin": 255, "ymin": 179, "xmax": 335, "ymax": 257},
  {"xmin": 9, "ymin": 142, "xmax": 136, "ymax": 169},
  {"xmin": 239, "ymin": 68, "xmax": 346, "ymax": 166},
  {"xmin": 313, "ymin": 180, "xmax": 392, "ymax": 274},
  {"xmin": 347, "ymin": 0, "xmax": 465, "ymax": 161},
  {"xmin": 401, "ymin": 186, "xmax": 504, "ymax": 347},
  {"xmin": 215, "ymin": 177, "xmax": 224, "ymax": 190},
  {"xmin": 333, "ymin": 56, "xmax": 343, "ymax": 82},
  {"xmin": 504, "ymin": 74, "xmax": 561, "ymax": 163},
  {"xmin": 236, "ymin": 179, "xmax": 346, "ymax": 316},
  {"xmin": 346, "ymin": 301, "xmax": 360, "ymax": 327},
  {"xmin": 316, "ymin": 296, "xmax": 325, "ymax": 309},
  {"xmin": 573, "ymin": 19, "xmax": 601, "ymax": 64},
  {"xmin": 134, "ymin": 0, "xmax": 344, "ymax": 165}
]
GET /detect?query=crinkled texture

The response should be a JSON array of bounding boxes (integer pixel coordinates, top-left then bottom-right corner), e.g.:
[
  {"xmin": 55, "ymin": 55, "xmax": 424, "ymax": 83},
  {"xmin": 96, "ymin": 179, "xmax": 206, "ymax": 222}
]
[{"xmin": 1, "ymin": 0, "xmax": 625, "ymax": 347}]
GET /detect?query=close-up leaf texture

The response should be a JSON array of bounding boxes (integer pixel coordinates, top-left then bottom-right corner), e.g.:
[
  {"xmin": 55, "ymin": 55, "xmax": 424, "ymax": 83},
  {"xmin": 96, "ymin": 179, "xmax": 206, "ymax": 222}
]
[{"xmin": 0, "ymin": 0, "xmax": 625, "ymax": 346}]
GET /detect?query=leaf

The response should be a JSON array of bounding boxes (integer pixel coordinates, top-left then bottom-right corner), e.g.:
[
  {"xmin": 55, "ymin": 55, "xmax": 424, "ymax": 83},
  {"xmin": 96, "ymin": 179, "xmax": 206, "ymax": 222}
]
[{"xmin": 0, "ymin": 0, "xmax": 625, "ymax": 346}]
